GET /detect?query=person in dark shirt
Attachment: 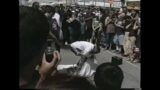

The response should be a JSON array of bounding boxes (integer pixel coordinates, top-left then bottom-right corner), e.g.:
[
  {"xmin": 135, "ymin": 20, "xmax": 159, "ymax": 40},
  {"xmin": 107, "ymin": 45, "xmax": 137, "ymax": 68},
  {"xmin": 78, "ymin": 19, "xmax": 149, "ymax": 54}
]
[
  {"xmin": 105, "ymin": 17, "xmax": 116, "ymax": 50},
  {"xmin": 67, "ymin": 13, "xmax": 81, "ymax": 43},
  {"xmin": 123, "ymin": 15, "xmax": 133, "ymax": 56},
  {"xmin": 62, "ymin": 12, "xmax": 70, "ymax": 45},
  {"xmin": 85, "ymin": 12, "xmax": 93, "ymax": 42},
  {"xmin": 128, "ymin": 19, "xmax": 139, "ymax": 62},
  {"xmin": 113, "ymin": 17, "xmax": 125, "ymax": 54},
  {"xmin": 79, "ymin": 16, "xmax": 86, "ymax": 41}
]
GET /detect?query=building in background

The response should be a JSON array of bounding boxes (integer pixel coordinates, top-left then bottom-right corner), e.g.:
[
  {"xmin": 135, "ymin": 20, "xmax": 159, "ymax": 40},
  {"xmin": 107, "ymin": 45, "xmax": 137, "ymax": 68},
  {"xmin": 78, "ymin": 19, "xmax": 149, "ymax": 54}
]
[
  {"xmin": 20, "ymin": 0, "xmax": 140, "ymax": 9},
  {"xmin": 126, "ymin": 0, "xmax": 140, "ymax": 10},
  {"xmin": 19, "ymin": 0, "xmax": 29, "ymax": 6}
]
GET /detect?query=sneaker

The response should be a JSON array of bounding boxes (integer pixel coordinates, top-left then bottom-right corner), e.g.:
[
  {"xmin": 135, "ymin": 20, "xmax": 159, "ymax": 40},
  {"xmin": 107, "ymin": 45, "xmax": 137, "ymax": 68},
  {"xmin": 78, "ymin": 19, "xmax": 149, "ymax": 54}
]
[{"xmin": 133, "ymin": 59, "xmax": 140, "ymax": 63}]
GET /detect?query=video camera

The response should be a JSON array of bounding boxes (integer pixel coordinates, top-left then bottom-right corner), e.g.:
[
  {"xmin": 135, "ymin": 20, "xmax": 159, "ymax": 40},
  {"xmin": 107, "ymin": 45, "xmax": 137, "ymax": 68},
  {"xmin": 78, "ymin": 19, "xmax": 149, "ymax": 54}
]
[
  {"xmin": 111, "ymin": 56, "xmax": 123, "ymax": 66},
  {"xmin": 45, "ymin": 39, "xmax": 56, "ymax": 63}
]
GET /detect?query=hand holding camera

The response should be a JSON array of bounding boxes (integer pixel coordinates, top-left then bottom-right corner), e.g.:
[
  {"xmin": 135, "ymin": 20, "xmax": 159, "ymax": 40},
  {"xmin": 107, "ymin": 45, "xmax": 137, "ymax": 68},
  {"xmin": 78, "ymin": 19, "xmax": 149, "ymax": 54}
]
[
  {"xmin": 45, "ymin": 39, "xmax": 56, "ymax": 62},
  {"xmin": 36, "ymin": 51, "xmax": 60, "ymax": 88}
]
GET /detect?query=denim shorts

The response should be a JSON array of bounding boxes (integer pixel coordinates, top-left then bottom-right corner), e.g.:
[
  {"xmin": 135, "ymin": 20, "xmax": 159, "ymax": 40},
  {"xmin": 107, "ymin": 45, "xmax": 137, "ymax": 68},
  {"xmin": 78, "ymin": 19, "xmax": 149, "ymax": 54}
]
[{"xmin": 113, "ymin": 34, "xmax": 124, "ymax": 45}]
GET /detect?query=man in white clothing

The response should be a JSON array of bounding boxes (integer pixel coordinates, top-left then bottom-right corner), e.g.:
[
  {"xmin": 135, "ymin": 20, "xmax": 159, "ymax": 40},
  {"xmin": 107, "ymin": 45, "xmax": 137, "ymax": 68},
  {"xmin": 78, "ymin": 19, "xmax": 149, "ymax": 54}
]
[
  {"xmin": 70, "ymin": 41, "xmax": 98, "ymax": 57},
  {"xmin": 52, "ymin": 7, "xmax": 61, "ymax": 28},
  {"xmin": 52, "ymin": 12, "xmax": 61, "ymax": 28},
  {"xmin": 69, "ymin": 41, "xmax": 99, "ymax": 77}
]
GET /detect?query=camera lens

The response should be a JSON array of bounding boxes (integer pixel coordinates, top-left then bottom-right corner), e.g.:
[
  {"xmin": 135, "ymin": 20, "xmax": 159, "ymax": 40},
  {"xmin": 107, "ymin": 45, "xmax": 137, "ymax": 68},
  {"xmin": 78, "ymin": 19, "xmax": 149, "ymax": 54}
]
[
  {"xmin": 46, "ymin": 53, "xmax": 53, "ymax": 63},
  {"xmin": 45, "ymin": 40, "xmax": 55, "ymax": 63}
]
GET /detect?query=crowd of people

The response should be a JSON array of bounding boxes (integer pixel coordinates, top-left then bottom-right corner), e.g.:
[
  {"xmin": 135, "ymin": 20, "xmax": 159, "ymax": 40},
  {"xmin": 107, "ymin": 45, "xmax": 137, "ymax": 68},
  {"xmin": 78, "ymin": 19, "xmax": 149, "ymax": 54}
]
[
  {"xmin": 32, "ymin": 2, "xmax": 140, "ymax": 63},
  {"xmin": 19, "ymin": 2, "xmax": 140, "ymax": 89}
]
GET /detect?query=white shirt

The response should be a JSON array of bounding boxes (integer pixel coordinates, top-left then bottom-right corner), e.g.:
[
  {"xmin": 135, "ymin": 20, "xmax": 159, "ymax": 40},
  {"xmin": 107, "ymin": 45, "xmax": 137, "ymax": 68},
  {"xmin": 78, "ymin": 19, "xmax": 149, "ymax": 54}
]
[
  {"xmin": 105, "ymin": 16, "xmax": 110, "ymax": 26},
  {"xmin": 70, "ymin": 41, "xmax": 94, "ymax": 56},
  {"xmin": 52, "ymin": 12, "xmax": 61, "ymax": 28}
]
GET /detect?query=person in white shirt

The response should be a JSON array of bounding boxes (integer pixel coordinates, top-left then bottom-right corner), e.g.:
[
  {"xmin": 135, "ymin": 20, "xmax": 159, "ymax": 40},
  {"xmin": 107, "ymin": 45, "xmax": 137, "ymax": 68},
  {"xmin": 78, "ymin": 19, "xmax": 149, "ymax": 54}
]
[
  {"xmin": 69, "ymin": 41, "xmax": 99, "ymax": 77},
  {"xmin": 52, "ymin": 8, "xmax": 61, "ymax": 28},
  {"xmin": 52, "ymin": 10, "xmax": 61, "ymax": 28},
  {"xmin": 70, "ymin": 41, "xmax": 96, "ymax": 57}
]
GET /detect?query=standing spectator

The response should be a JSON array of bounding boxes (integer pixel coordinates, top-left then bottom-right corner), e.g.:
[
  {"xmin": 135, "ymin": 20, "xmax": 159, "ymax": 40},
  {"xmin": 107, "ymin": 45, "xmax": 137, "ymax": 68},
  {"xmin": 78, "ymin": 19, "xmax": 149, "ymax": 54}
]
[
  {"xmin": 44, "ymin": 6, "xmax": 53, "ymax": 28},
  {"xmin": 85, "ymin": 12, "xmax": 93, "ymax": 42},
  {"xmin": 32, "ymin": 2, "xmax": 40, "ymax": 10},
  {"xmin": 113, "ymin": 14, "xmax": 125, "ymax": 54},
  {"xmin": 105, "ymin": 17, "xmax": 116, "ymax": 50},
  {"xmin": 136, "ymin": 14, "xmax": 141, "ymax": 49},
  {"xmin": 59, "ymin": 4, "xmax": 65, "ymax": 23},
  {"xmin": 67, "ymin": 13, "xmax": 81, "ymax": 43},
  {"xmin": 79, "ymin": 16, "xmax": 86, "ymax": 41},
  {"xmin": 91, "ymin": 16, "xmax": 102, "ymax": 52},
  {"xmin": 100, "ymin": 8, "xmax": 107, "ymax": 32},
  {"xmin": 44, "ymin": 6, "xmax": 61, "ymax": 52},
  {"xmin": 128, "ymin": 17, "xmax": 139, "ymax": 62},
  {"xmin": 123, "ymin": 15, "xmax": 132, "ymax": 56},
  {"xmin": 62, "ymin": 12, "xmax": 70, "ymax": 45},
  {"xmin": 52, "ymin": 6, "xmax": 61, "ymax": 28},
  {"xmin": 134, "ymin": 16, "xmax": 141, "ymax": 63}
]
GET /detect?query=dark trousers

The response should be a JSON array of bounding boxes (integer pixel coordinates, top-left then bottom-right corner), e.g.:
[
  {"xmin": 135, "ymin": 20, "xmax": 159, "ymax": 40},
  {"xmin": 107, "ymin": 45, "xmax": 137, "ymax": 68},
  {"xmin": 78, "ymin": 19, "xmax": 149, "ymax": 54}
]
[
  {"xmin": 50, "ymin": 30, "xmax": 61, "ymax": 52},
  {"xmin": 105, "ymin": 33, "xmax": 115, "ymax": 49},
  {"xmin": 85, "ymin": 28, "xmax": 92, "ymax": 41}
]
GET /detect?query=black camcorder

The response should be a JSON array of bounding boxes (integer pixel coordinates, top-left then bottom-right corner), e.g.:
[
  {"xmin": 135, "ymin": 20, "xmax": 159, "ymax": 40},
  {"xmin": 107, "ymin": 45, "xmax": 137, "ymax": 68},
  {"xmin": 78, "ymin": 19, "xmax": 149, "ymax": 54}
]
[
  {"xmin": 111, "ymin": 56, "xmax": 123, "ymax": 66},
  {"xmin": 45, "ymin": 39, "xmax": 56, "ymax": 63}
]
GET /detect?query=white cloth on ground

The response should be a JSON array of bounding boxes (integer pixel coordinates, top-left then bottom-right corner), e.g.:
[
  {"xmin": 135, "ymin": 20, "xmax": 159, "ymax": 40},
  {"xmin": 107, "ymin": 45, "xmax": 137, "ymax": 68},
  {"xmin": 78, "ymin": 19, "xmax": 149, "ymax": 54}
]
[{"xmin": 78, "ymin": 58, "xmax": 98, "ymax": 77}]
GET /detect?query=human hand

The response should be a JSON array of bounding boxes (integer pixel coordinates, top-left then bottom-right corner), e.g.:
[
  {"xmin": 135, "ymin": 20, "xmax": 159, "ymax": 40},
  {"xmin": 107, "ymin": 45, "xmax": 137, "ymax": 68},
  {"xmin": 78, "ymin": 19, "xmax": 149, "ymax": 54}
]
[{"xmin": 39, "ymin": 51, "xmax": 61, "ymax": 76}]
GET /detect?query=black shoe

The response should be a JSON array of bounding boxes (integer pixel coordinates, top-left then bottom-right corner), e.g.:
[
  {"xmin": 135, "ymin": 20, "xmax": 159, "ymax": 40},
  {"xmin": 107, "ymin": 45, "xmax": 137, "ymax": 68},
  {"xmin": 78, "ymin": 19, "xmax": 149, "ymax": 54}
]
[
  {"xmin": 122, "ymin": 54, "xmax": 129, "ymax": 57},
  {"xmin": 114, "ymin": 50, "xmax": 121, "ymax": 54}
]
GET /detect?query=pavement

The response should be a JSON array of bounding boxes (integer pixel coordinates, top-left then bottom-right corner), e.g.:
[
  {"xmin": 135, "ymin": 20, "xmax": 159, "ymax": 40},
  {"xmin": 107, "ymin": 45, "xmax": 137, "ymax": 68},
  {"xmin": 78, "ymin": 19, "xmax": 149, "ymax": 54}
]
[{"xmin": 59, "ymin": 46, "xmax": 141, "ymax": 89}]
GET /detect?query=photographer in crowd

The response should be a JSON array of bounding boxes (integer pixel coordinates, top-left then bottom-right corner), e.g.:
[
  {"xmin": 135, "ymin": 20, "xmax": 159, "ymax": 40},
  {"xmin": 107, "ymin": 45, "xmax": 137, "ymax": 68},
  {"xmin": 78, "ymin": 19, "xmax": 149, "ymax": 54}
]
[{"xmin": 19, "ymin": 6, "xmax": 61, "ymax": 88}]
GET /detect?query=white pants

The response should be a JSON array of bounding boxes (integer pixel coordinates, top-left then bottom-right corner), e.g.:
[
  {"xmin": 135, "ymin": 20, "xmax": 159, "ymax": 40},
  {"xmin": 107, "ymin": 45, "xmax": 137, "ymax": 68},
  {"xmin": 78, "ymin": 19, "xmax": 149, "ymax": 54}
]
[
  {"xmin": 57, "ymin": 58, "xmax": 98, "ymax": 77},
  {"xmin": 78, "ymin": 58, "xmax": 97, "ymax": 77}
]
